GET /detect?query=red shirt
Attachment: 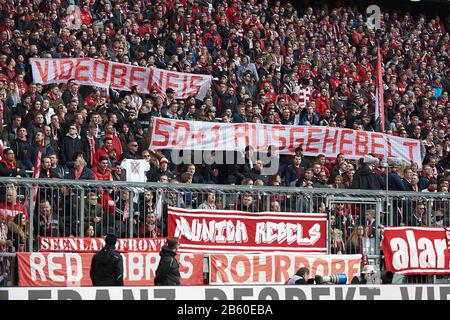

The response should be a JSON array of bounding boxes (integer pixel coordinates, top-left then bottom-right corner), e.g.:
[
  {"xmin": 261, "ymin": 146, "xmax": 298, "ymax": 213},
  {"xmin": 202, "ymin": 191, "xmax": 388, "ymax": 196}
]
[{"xmin": 93, "ymin": 166, "xmax": 112, "ymax": 181}]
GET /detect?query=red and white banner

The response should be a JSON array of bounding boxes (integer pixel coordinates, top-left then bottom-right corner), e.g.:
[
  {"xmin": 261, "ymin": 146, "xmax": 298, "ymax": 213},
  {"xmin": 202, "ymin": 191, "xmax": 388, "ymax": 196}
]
[
  {"xmin": 30, "ymin": 58, "xmax": 212, "ymax": 99},
  {"xmin": 17, "ymin": 252, "xmax": 204, "ymax": 286},
  {"xmin": 209, "ymin": 253, "xmax": 362, "ymax": 284},
  {"xmin": 382, "ymin": 227, "xmax": 450, "ymax": 275},
  {"xmin": 150, "ymin": 117, "xmax": 422, "ymax": 166},
  {"xmin": 39, "ymin": 237, "xmax": 166, "ymax": 253},
  {"xmin": 168, "ymin": 207, "xmax": 327, "ymax": 253},
  {"xmin": 375, "ymin": 46, "xmax": 385, "ymax": 133}
]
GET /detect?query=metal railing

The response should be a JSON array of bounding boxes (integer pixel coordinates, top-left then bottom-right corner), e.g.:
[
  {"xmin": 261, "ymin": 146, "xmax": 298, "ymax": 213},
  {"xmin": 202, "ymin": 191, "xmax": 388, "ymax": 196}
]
[{"xmin": 0, "ymin": 177, "xmax": 448, "ymax": 286}]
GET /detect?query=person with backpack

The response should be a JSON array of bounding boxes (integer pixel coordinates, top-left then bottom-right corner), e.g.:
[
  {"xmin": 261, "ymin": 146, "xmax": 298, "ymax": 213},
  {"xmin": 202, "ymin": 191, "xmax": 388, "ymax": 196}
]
[{"xmin": 154, "ymin": 237, "xmax": 180, "ymax": 286}]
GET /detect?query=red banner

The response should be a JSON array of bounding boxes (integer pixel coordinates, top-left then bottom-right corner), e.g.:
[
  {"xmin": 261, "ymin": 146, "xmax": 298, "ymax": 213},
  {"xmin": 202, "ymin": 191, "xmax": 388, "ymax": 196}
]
[
  {"xmin": 168, "ymin": 207, "xmax": 327, "ymax": 253},
  {"xmin": 150, "ymin": 117, "xmax": 422, "ymax": 166},
  {"xmin": 209, "ymin": 253, "xmax": 362, "ymax": 284},
  {"xmin": 375, "ymin": 46, "xmax": 385, "ymax": 132},
  {"xmin": 382, "ymin": 227, "xmax": 450, "ymax": 275},
  {"xmin": 39, "ymin": 237, "xmax": 166, "ymax": 253},
  {"xmin": 17, "ymin": 252, "xmax": 204, "ymax": 286},
  {"xmin": 30, "ymin": 58, "xmax": 212, "ymax": 99}
]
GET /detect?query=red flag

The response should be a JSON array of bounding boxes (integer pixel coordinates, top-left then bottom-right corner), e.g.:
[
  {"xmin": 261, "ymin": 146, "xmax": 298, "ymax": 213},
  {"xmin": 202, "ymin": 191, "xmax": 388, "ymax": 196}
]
[
  {"xmin": 28, "ymin": 141, "xmax": 44, "ymax": 215},
  {"xmin": 375, "ymin": 47, "xmax": 385, "ymax": 132},
  {"xmin": 32, "ymin": 141, "xmax": 43, "ymax": 179}
]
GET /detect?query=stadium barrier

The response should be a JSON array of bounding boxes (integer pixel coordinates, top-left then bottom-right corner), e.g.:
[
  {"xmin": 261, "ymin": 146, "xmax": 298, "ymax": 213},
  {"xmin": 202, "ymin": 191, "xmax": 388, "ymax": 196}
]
[
  {"xmin": 1, "ymin": 284, "xmax": 450, "ymax": 300},
  {"xmin": 0, "ymin": 178, "xmax": 448, "ymax": 286}
]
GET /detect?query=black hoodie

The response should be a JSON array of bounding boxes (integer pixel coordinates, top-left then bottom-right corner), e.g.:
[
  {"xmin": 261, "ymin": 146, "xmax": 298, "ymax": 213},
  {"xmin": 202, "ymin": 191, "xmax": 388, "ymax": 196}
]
[
  {"xmin": 154, "ymin": 245, "xmax": 180, "ymax": 286},
  {"xmin": 351, "ymin": 164, "xmax": 384, "ymax": 190}
]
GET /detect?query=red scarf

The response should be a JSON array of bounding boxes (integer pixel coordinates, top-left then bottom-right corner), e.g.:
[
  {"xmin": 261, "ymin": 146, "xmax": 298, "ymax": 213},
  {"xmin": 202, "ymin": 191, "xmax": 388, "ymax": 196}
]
[
  {"xmin": 357, "ymin": 237, "xmax": 363, "ymax": 254},
  {"xmin": 88, "ymin": 136, "xmax": 96, "ymax": 167}
]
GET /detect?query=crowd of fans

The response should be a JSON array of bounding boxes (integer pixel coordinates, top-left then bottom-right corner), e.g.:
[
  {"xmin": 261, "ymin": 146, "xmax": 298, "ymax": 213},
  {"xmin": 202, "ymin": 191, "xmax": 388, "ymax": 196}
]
[
  {"xmin": 0, "ymin": 0, "xmax": 446, "ymax": 187},
  {"xmin": 0, "ymin": 0, "xmax": 448, "ymax": 255}
]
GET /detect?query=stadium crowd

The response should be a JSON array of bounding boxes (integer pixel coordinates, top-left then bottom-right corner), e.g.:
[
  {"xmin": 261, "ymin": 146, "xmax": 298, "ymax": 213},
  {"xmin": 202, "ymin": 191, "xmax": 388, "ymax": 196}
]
[{"xmin": 0, "ymin": 0, "xmax": 448, "ymax": 251}]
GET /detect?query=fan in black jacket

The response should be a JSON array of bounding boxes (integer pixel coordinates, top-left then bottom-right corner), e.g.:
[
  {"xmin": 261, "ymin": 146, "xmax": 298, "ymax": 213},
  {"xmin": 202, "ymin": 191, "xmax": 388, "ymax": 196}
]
[
  {"xmin": 154, "ymin": 238, "xmax": 180, "ymax": 286},
  {"xmin": 351, "ymin": 158, "xmax": 385, "ymax": 190},
  {"xmin": 90, "ymin": 234, "xmax": 123, "ymax": 286}
]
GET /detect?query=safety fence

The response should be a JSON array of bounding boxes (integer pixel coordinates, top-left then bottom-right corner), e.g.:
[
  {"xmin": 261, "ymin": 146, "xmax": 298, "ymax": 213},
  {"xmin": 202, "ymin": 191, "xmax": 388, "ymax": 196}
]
[{"xmin": 0, "ymin": 178, "xmax": 448, "ymax": 286}]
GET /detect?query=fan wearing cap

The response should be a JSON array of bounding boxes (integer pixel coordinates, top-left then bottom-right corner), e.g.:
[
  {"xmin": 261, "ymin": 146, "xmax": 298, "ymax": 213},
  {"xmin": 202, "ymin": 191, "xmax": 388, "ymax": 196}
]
[
  {"xmin": 147, "ymin": 157, "xmax": 174, "ymax": 182},
  {"xmin": 90, "ymin": 233, "xmax": 124, "ymax": 286},
  {"xmin": 165, "ymin": 87, "xmax": 177, "ymax": 105},
  {"xmin": 351, "ymin": 264, "xmax": 377, "ymax": 284},
  {"xmin": 205, "ymin": 106, "xmax": 217, "ymax": 121}
]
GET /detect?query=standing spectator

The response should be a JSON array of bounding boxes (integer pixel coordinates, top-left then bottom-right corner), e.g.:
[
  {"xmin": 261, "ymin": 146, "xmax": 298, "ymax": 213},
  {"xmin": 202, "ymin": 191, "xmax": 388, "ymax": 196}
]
[
  {"xmin": 198, "ymin": 192, "xmax": 217, "ymax": 210},
  {"xmin": 330, "ymin": 229, "xmax": 345, "ymax": 254},
  {"xmin": 7, "ymin": 213, "xmax": 27, "ymax": 252},
  {"xmin": 90, "ymin": 233, "xmax": 124, "ymax": 286},
  {"xmin": 346, "ymin": 224, "xmax": 367, "ymax": 255},
  {"xmin": 351, "ymin": 157, "xmax": 384, "ymax": 190},
  {"xmin": 283, "ymin": 155, "xmax": 303, "ymax": 187},
  {"xmin": 61, "ymin": 124, "xmax": 83, "ymax": 165},
  {"xmin": 34, "ymin": 200, "xmax": 62, "ymax": 238},
  {"xmin": 138, "ymin": 213, "xmax": 162, "ymax": 238},
  {"xmin": 0, "ymin": 148, "xmax": 25, "ymax": 177},
  {"xmin": 365, "ymin": 209, "xmax": 377, "ymax": 239},
  {"xmin": 24, "ymin": 131, "xmax": 55, "ymax": 171},
  {"xmin": 65, "ymin": 152, "xmax": 95, "ymax": 180},
  {"xmin": 154, "ymin": 237, "xmax": 181, "ymax": 286}
]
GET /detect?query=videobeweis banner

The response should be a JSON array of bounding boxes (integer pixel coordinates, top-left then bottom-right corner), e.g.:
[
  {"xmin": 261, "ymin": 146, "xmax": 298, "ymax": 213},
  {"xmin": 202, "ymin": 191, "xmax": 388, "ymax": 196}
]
[
  {"xmin": 167, "ymin": 207, "xmax": 327, "ymax": 253},
  {"xmin": 382, "ymin": 227, "xmax": 450, "ymax": 275},
  {"xmin": 150, "ymin": 117, "xmax": 422, "ymax": 165},
  {"xmin": 30, "ymin": 58, "xmax": 212, "ymax": 99}
]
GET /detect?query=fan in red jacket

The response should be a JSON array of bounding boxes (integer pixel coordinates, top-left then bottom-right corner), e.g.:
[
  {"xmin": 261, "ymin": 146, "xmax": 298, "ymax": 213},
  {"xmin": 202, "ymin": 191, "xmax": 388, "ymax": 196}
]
[
  {"xmin": 315, "ymin": 88, "xmax": 331, "ymax": 116},
  {"xmin": 0, "ymin": 184, "xmax": 28, "ymax": 222}
]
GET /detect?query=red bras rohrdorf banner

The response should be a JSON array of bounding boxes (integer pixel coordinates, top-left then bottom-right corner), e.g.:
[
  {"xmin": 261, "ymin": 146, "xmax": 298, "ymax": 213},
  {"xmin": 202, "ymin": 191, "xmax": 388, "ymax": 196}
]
[
  {"xmin": 150, "ymin": 117, "xmax": 422, "ymax": 166},
  {"xmin": 167, "ymin": 207, "xmax": 327, "ymax": 253},
  {"xmin": 17, "ymin": 252, "xmax": 204, "ymax": 286},
  {"xmin": 382, "ymin": 227, "xmax": 450, "ymax": 275},
  {"xmin": 39, "ymin": 237, "xmax": 166, "ymax": 253},
  {"xmin": 209, "ymin": 253, "xmax": 362, "ymax": 284},
  {"xmin": 30, "ymin": 58, "xmax": 212, "ymax": 99}
]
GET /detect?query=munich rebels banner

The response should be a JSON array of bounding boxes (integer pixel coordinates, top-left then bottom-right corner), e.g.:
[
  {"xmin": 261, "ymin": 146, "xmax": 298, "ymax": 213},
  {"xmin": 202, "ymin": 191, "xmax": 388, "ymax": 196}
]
[
  {"xmin": 39, "ymin": 237, "xmax": 166, "ymax": 253},
  {"xmin": 209, "ymin": 253, "xmax": 362, "ymax": 284},
  {"xmin": 150, "ymin": 117, "xmax": 422, "ymax": 166},
  {"xmin": 168, "ymin": 207, "xmax": 327, "ymax": 253},
  {"xmin": 30, "ymin": 58, "xmax": 212, "ymax": 99},
  {"xmin": 17, "ymin": 252, "xmax": 204, "ymax": 286},
  {"xmin": 382, "ymin": 227, "xmax": 450, "ymax": 275}
]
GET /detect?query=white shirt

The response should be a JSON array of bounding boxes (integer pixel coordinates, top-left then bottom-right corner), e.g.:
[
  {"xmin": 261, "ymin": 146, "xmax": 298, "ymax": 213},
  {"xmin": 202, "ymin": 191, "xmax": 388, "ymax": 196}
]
[{"xmin": 120, "ymin": 159, "xmax": 150, "ymax": 182}]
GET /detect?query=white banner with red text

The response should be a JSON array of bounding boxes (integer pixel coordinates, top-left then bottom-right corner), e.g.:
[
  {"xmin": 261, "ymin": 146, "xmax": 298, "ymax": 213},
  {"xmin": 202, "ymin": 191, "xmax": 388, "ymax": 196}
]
[
  {"xmin": 167, "ymin": 207, "xmax": 327, "ymax": 253},
  {"xmin": 382, "ymin": 227, "xmax": 450, "ymax": 275},
  {"xmin": 209, "ymin": 253, "xmax": 362, "ymax": 284},
  {"xmin": 17, "ymin": 252, "xmax": 204, "ymax": 286},
  {"xmin": 39, "ymin": 237, "xmax": 166, "ymax": 253},
  {"xmin": 3, "ymin": 284, "xmax": 450, "ymax": 300},
  {"xmin": 150, "ymin": 117, "xmax": 422, "ymax": 166},
  {"xmin": 30, "ymin": 58, "xmax": 212, "ymax": 99}
]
